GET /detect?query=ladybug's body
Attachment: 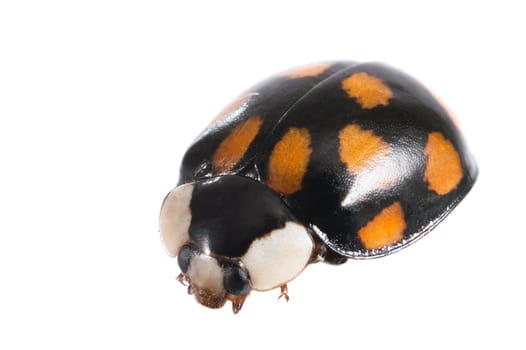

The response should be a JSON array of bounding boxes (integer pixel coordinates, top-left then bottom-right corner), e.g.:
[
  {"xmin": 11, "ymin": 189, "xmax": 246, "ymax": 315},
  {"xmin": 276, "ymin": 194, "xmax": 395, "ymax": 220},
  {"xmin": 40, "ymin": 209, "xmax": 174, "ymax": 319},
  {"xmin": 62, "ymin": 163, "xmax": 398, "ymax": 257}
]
[{"xmin": 160, "ymin": 61, "xmax": 477, "ymax": 313}]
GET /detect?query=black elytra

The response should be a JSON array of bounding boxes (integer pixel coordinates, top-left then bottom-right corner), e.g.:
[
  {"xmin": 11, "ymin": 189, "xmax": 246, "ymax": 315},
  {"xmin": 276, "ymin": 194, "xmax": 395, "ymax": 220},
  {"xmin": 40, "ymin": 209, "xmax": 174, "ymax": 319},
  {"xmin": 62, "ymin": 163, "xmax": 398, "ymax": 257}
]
[{"xmin": 176, "ymin": 61, "xmax": 478, "ymax": 260}]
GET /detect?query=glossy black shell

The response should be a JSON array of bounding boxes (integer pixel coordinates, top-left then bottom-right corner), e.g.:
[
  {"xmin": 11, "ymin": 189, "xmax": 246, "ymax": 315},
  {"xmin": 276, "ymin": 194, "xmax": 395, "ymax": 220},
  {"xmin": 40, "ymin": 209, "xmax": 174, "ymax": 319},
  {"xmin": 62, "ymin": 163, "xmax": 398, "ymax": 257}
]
[{"xmin": 178, "ymin": 61, "xmax": 477, "ymax": 259}]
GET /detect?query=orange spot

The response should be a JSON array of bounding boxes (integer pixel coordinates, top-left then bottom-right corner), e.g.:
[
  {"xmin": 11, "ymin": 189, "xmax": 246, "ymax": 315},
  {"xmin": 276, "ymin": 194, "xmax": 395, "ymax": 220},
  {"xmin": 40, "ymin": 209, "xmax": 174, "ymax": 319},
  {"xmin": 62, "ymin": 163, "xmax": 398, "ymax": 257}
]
[
  {"xmin": 338, "ymin": 124, "xmax": 391, "ymax": 173},
  {"xmin": 286, "ymin": 63, "xmax": 331, "ymax": 79},
  {"xmin": 424, "ymin": 132, "xmax": 463, "ymax": 195},
  {"xmin": 212, "ymin": 116, "xmax": 263, "ymax": 173},
  {"xmin": 341, "ymin": 72, "xmax": 393, "ymax": 109},
  {"xmin": 358, "ymin": 202, "xmax": 406, "ymax": 250},
  {"xmin": 208, "ymin": 93, "xmax": 255, "ymax": 127},
  {"xmin": 267, "ymin": 128, "xmax": 312, "ymax": 194}
]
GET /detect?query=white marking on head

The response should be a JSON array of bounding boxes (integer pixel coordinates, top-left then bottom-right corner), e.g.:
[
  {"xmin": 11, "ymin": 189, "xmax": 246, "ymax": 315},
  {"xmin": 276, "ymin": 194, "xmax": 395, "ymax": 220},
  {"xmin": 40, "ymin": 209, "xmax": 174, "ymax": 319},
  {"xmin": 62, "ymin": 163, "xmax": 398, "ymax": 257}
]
[
  {"xmin": 186, "ymin": 254, "xmax": 225, "ymax": 292},
  {"xmin": 241, "ymin": 222, "xmax": 313, "ymax": 291},
  {"xmin": 159, "ymin": 183, "xmax": 194, "ymax": 257},
  {"xmin": 187, "ymin": 254, "xmax": 227, "ymax": 308}
]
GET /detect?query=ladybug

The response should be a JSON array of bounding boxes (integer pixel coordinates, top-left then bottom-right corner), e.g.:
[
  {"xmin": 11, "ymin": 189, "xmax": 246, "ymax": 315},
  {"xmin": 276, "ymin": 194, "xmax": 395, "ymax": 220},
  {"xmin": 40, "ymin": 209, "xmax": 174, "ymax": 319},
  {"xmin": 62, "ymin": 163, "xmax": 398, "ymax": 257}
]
[{"xmin": 159, "ymin": 61, "xmax": 477, "ymax": 313}]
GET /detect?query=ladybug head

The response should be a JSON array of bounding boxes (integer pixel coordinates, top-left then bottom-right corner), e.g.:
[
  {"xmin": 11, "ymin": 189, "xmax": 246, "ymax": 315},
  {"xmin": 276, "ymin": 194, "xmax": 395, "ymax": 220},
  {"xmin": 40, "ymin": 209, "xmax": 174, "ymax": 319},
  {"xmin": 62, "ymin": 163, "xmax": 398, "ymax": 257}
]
[
  {"xmin": 159, "ymin": 175, "xmax": 314, "ymax": 313},
  {"xmin": 174, "ymin": 243, "xmax": 252, "ymax": 312}
]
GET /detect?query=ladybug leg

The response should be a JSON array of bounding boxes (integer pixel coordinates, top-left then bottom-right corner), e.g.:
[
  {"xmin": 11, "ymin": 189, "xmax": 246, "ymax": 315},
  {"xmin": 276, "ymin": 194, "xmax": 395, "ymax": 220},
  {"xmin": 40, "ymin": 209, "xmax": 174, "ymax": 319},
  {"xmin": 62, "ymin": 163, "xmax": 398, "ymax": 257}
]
[
  {"xmin": 177, "ymin": 273, "xmax": 195, "ymax": 295},
  {"xmin": 176, "ymin": 272, "xmax": 189, "ymax": 286},
  {"xmin": 278, "ymin": 284, "xmax": 289, "ymax": 302},
  {"xmin": 322, "ymin": 248, "xmax": 348, "ymax": 265},
  {"xmin": 228, "ymin": 294, "xmax": 248, "ymax": 314},
  {"xmin": 310, "ymin": 235, "xmax": 348, "ymax": 265}
]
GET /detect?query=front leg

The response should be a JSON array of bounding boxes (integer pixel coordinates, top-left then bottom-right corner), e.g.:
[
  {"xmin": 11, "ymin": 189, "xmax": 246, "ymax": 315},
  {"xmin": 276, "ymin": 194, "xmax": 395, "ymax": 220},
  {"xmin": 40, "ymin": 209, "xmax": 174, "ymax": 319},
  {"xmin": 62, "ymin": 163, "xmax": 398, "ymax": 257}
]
[
  {"xmin": 176, "ymin": 273, "xmax": 189, "ymax": 286},
  {"xmin": 278, "ymin": 284, "xmax": 289, "ymax": 302},
  {"xmin": 228, "ymin": 294, "xmax": 249, "ymax": 314}
]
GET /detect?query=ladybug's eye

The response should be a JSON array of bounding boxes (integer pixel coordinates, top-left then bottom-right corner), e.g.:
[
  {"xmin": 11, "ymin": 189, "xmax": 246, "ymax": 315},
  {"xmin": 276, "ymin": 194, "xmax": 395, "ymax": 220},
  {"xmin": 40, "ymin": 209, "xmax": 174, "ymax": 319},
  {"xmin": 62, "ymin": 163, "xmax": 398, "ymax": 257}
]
[
  {"xmin": 223, "ymin": 264, "xmax": 251, "ymax": 296},
  {"xmin": 177, "ymin": 244, "xmax": 200, "ymax": 273}
]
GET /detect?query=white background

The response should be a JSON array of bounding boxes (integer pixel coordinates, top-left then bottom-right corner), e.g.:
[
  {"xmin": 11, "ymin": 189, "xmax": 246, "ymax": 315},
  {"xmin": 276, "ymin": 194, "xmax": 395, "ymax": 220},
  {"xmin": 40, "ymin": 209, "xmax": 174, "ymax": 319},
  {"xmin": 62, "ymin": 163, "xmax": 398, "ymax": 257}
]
[{"xmin": 1, "ymin": 1, "xmax": 524, "ymax": 349}]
